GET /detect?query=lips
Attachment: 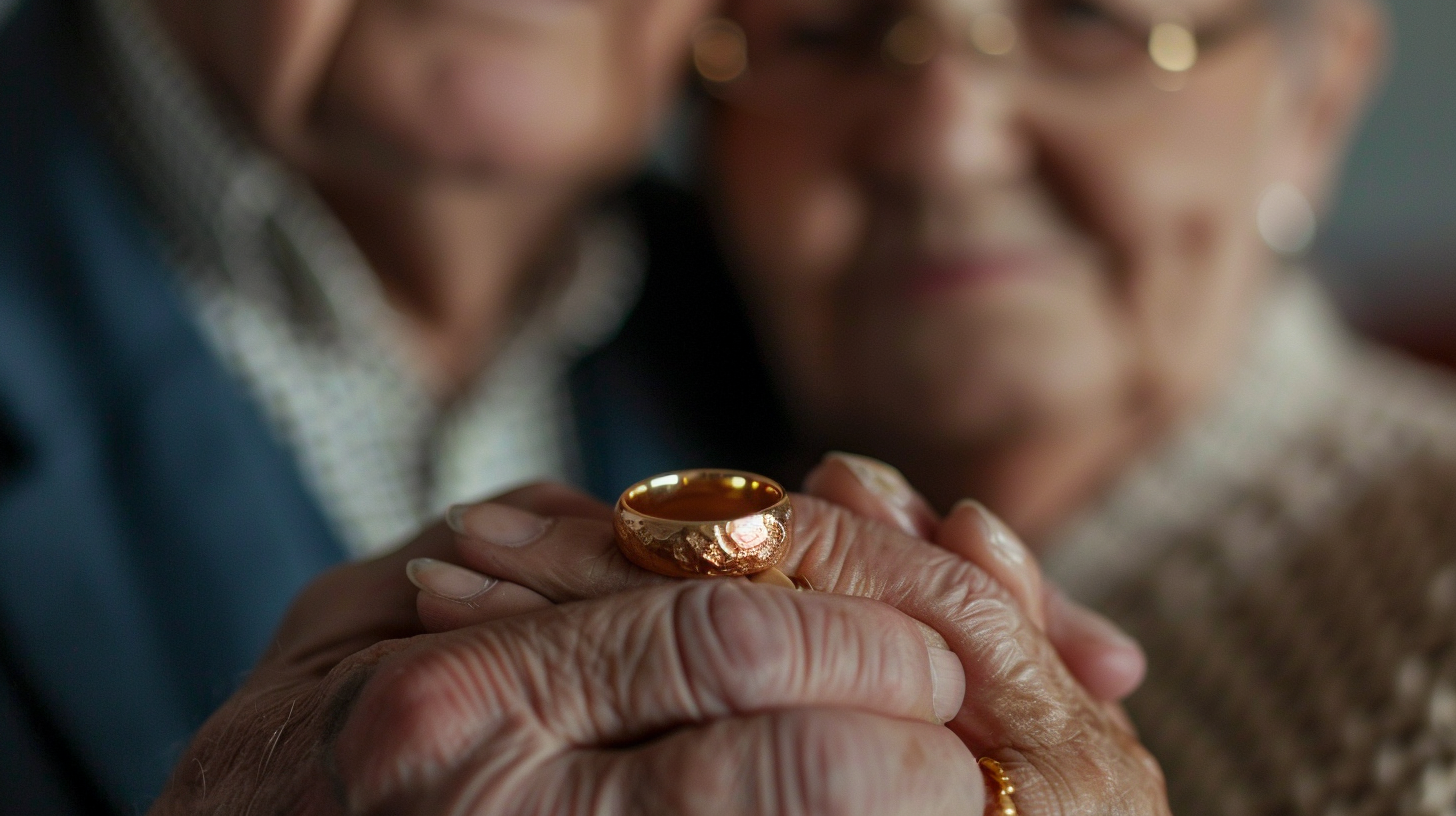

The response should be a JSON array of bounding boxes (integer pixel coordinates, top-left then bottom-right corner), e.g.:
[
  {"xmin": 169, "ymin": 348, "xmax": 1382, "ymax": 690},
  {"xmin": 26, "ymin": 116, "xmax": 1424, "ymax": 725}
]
[
  {"xmin": 423, "ymin": 0, "xmax": 592, "ymax": 26},
  {"xmin": 899, "ymin": 252, "xmax": 1055, "ymax": 300}
]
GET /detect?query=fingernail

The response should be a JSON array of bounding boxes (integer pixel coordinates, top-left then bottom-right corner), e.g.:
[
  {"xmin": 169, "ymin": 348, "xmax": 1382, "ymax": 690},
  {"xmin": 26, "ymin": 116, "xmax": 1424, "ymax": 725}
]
[
  {"xmin": 1076, "ymin": 614, "xmax": 1147, "ymax": 701},
  {"xmin": 1061, "ymin": 592, "xmax": 1142, "ymax": 655},
  {"xmin": 914, "ymin": 619, "xmax": 950, "ymax": 650},
  {"xmin": 957, "ymin": 499, "xmax": 1028, "ymax": 569},
  {"xmin": 1082, "ymin": 608, "xmax": 1141, "ymax": 653},
  {"xmin": 928, "ymin": 646, "xmax": 965, "ymax": 724},
  {"xmin": 826, "ymin": 452, "xmax": 919, "ymax": 535},
  {"xmin": 446, "ymin": 503, "xmax": 550, "ymax": 547},
  {"xmin": 406, "ymin": 558, "xmax": 497, "ymax": 601}
]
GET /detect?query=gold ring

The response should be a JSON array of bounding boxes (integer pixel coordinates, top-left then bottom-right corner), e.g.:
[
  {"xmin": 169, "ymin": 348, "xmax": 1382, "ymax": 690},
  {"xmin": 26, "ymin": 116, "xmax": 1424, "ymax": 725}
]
[
  {"xmin": 978, "ymin": 757, "xmax": 1018, "ymax": 816},
  {"xmin": 614, "ymin": 470, "xmax": 793, "ymax": 578}
]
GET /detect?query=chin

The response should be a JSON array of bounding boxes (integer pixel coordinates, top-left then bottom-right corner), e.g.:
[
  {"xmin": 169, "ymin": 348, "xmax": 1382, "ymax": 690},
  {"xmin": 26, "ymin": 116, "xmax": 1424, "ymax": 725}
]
[
  {"xmin": 323, "ymin": 33, "xmax": 634, "ymax": 183},
  {"xmin": 868, "ymin": 316, "xmax": 1129, "ymax": 446},
  {"xmin": 412, "ymin": 92, "xmax": 611, "ymax": 177}
]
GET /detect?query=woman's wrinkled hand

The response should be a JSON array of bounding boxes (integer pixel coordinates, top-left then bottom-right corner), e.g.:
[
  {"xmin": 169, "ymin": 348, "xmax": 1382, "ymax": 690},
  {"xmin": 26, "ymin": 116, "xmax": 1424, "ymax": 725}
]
[{"xmin": 417, "ymin": 457, "xmax": 1169, "ymax": 815}]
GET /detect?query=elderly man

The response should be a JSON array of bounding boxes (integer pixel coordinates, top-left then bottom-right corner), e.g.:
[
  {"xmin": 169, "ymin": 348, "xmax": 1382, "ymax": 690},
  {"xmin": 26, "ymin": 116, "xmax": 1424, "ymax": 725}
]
[{"xmin": 0, "ymin": 0, "xmax": 769, "ymax": 806}]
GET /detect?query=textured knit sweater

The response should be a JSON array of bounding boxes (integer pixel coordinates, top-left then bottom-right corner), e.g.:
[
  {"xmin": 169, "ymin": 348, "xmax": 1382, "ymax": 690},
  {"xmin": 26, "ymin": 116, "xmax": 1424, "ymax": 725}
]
[{"xmin": 1046, "ymin": 275, "xmax": 1456, "ymax": 815}]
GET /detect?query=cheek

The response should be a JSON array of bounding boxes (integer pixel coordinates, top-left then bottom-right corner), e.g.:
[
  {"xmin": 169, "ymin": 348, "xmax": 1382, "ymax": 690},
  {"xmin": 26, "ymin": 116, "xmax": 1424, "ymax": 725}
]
[
  {"xmin": 713, "ymin": 112, "xmax": 871, "ymax": 415},
  {"xmin": 308, "ymin": 0, "xmax": 709, "ymax": 182},
  {"xmin": 192, "ymin": 0, "xmax": 355, "ymax": 154},
  {"xmin": 1035, "ymin": 72, "xmax": 1282, "ymax": 408},
  {"xmin": 716, "ymin": 114, "xmax": 865, "ymax": 299},
  {"xmin": 321, "ymin": 5, "xmax": 618, "ymax": 176}
]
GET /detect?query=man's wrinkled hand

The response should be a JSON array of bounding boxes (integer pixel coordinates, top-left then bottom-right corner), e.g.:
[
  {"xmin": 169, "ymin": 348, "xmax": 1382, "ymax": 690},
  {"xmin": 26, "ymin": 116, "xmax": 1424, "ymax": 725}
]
[{"xmin": 150, "ymin": 512, "xmax": 985, "ymax": 815}]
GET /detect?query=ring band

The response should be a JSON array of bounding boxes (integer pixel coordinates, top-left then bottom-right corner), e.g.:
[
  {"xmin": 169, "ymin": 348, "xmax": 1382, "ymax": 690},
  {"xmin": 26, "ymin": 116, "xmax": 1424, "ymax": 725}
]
[
  {"xmin": 978, "ymin": 757, "xmax": 1018, "ymax": 816},
  {"xmin": 614, "ymin": 469, "xmax": 793, "ymax": 578},
  {"xmin": 748, "ymin": 566, "xmax": 816, "ymax": 591}
]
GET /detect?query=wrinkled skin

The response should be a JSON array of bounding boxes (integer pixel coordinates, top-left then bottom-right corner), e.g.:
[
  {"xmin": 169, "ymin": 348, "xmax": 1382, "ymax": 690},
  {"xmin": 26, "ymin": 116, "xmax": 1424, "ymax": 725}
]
[
  {"xmin": 150, "ymin": 515, "xmax": 982, "ymax": 814},
  {"xmin": 414, "ymin": 458, "xmax": 1168, "ymax": 814},
  {"xmin": 150, "ymin": 465, "xmax": 1168, "ymax": 814}
]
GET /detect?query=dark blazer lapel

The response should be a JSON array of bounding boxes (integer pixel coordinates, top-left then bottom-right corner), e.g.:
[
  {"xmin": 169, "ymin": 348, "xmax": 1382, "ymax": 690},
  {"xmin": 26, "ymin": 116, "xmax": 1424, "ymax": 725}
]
[{"xmin": 0, "ymin": 1, "xmax": 346, "ymax": 809}]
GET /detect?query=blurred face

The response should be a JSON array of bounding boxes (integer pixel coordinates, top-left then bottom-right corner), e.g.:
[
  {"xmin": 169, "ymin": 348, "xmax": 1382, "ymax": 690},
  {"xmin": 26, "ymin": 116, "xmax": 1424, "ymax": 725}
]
[
  {"xmin": 153, "ymin": 0, "xmax": 710, "ymax": 187},
  {"xmin": 711, "ymin": 0, "xmax": 1376, "ymax": 461}
]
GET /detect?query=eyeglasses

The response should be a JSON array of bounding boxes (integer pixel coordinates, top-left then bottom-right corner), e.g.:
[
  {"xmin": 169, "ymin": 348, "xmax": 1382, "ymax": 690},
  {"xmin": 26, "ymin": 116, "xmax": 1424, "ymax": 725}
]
[{"xmin": 693, "ymin": 0, "xmax": 1277, "ymax": 111}]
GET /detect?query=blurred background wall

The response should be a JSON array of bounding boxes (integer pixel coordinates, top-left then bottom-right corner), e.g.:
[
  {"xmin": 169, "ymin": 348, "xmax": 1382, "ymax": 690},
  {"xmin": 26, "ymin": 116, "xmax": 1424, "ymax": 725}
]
[
  {"xmin": 1316, "ymin": 0, "xmax": 1456, "ymax": 362},
  {"xmin": 1, "ymin": 0, "xmax": 1450, "ymax": 351}
]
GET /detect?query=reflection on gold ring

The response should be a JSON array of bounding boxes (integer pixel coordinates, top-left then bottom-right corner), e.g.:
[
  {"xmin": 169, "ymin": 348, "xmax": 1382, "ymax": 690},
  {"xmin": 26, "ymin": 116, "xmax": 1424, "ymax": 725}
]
[{"xmin": 614, "ymin": 469, "xmax": 792, "ymax": 578}]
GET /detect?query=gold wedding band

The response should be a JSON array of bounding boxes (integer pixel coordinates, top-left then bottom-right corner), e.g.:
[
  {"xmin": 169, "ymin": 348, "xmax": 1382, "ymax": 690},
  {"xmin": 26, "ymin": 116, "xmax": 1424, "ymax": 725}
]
[
  {"xmin": 614, "ymin": 470, "xmax": 793, "ymax": 579},
  {"xmin": 978, "ymin": 757, "xmax": 1018, "ymax": 816}
]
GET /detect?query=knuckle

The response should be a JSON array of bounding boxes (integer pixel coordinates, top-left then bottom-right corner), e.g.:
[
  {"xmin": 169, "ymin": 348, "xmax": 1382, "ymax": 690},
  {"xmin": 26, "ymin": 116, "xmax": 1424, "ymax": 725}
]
[
  {"xmin": 673, "ymin": 581, "xmax": 803, "ymax": 710},
  {"xmin": 775, "ymin": 715, "xmax": 872, "ymax": 816},
  {"xmin": 1014, "ymin": 723, "xmax": 1172, "ymax": 815},
  {"xmin": 956, "ymin": 595, "xmax": 1035, "ymax": 673},
  {"xmin": 951, "ymin": 596, "xmax": 1094, "ymax": 748},
  {"xmin": 771, "ymin": 713, "xmax": 971, "ymax": 816},
  {"xmin": 338, "ymin": 637, "xmax": 515, "ymax": 786},
  {"xmin": 673, "ymin": 582, "xmax": 927, "ymax": 718},
  {"xmin": 651, "ymin": 739, "xmax": 750, "ymax": 813}
]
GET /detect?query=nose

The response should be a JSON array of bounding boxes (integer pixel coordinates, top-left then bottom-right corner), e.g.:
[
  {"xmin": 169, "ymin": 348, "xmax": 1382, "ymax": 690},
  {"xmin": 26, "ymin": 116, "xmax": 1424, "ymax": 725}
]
[{"xmin": 858, "ymin": 54, "xmax": 1031, "ymax": 195}]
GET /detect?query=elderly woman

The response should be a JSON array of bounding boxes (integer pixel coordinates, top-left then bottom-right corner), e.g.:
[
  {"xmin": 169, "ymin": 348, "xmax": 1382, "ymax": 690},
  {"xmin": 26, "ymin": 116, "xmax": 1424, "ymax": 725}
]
[
  {"xmin": 0, "ymin": 0, "xmax": 1167, "ymax": 813},
  {"xmin": 690, "ymin": 0, "xmax": 1455, "ymax": 811}
]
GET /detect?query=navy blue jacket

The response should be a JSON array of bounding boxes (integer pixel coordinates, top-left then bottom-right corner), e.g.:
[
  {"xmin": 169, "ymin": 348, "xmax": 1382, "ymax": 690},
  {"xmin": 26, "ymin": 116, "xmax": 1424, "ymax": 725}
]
[{"xmin": 0, "ymin": 0, "xmax": 790, "ymax": 810}]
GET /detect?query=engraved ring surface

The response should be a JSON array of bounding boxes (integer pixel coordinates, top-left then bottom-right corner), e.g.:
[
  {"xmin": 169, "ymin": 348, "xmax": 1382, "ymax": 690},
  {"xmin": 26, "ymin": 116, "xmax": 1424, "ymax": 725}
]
[{"xmin": 614, "ymin": 469, "xmax": 793, "ymax": 578}]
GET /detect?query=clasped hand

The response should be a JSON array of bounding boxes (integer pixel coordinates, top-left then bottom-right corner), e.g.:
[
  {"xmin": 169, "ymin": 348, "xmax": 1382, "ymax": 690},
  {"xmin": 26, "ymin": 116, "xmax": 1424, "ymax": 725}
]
[{"xmin": 151, "ymin": 457, "xmax": 1169, "ymax": 815}]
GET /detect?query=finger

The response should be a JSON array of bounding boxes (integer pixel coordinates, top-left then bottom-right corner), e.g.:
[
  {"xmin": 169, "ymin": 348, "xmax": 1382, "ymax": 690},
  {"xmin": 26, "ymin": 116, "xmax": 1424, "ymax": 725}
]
[
  {"xmin": 1043, "ymin": 584, "xmax": 1146, "ymax": 703},
  {"xmin": 406, "ymin": 558, "xmax": 555, "ymax": 632},
  {"xmin": 934, "ymin": 501, "xmax": 1045, "ymax": 629},
  {"xmin": 446, "ymin": 500, "xmax": 668, "ymax": 600},
  {"xmin": 442, "ymin": 496, "xmax": 1163, "ymax": 812},
  {"xmin": 778, "ymin": 499, "xmax": 1170, "ymax": 812},
  {"xmin": 263, "ymin": 520, "xmax": 458, "ymax": 676},
  {"xmin": 936, "ymin": 503, "xmax": 1149, "ymax": 701},
  {"xmin": 481, "ymin": 481, "xmax": 614, "ymax": 521},
  {"xmin": 801, "ymin": 452, "xmax": 939, "ymax": 539},
  {"xmin": 272, "ymin": 483, "xmax": 610, "ymax": 675},
  {"xmin": 442, "ymin": 499, "xmax": 983, "ymax": 654},
  {"xmin": 784, "ymin": 497, "xmax": 1138, "ymax": 708},
  {"xmin": 799, "ymin": 461, "xmax": 1144, "ymax": 703},
  {"xmin": 333, "ymin": 581, "xmax": 965, "ymax": 808},
  {"xmin": 531, "ymin": 711, "xmax": 983, "ymax": 816},
  {"xmin": 451, "ymin": 495, "xmax": 1139, "ymax": 706}
]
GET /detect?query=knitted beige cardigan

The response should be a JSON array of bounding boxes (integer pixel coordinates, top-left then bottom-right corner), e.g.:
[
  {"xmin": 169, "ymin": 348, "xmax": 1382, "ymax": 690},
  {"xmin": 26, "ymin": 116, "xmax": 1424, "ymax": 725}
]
[{"xmin": 1046, "ymin": 275, "xmax": 1456, "ymax": 815}]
